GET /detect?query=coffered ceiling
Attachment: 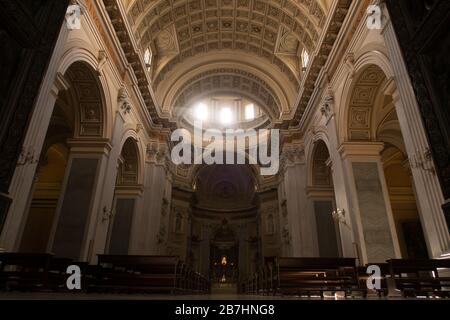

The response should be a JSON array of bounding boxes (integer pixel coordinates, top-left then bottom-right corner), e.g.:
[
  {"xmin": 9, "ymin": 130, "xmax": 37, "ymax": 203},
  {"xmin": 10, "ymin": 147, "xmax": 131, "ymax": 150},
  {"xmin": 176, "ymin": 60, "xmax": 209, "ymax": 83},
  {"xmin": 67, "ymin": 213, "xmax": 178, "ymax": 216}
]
[
  {"xmin": 103, "ymin": 0, "xmax": 350, "ymax": 128},
  {"xmin": 128, "ymin": 0, "xmax": 327, "ymax": 75}
]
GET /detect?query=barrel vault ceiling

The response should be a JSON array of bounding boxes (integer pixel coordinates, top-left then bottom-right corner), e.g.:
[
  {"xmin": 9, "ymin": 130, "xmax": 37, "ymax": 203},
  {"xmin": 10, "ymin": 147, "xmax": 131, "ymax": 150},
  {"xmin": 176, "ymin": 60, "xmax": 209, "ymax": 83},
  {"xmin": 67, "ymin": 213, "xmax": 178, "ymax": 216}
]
[{"xmin": 102, "ymin": 0, "xmax": 352, "ymax": 130}]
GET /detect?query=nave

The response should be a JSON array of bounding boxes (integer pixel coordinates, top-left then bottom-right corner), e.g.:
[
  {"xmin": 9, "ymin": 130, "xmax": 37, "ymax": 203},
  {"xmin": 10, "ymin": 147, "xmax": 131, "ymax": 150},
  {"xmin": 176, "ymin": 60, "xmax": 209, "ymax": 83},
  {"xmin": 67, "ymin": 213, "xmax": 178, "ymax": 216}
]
[{"xmin": 0, "ymin": 0, "xmax": 449, "ymax": 304}]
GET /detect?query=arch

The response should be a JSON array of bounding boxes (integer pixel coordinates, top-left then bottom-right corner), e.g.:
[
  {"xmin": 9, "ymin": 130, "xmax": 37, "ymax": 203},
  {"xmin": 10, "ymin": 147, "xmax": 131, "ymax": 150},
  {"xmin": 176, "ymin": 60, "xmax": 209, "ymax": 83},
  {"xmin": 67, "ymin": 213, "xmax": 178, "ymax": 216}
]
[
  {"xmin": 58, "ymin": 43, "xmax": 101, "ymax": 76},
  {"xmin": 353, "ymin": 49, "xmax": 394, "ymax": 80},
  {"xmin": 337, "ymin": 50, "xmax": 395, "ymax": 144},
  {"xmin": 191, "ymin": 161, "xmax": 260, "ymax": 191},
  {"xmin": 107, "ymin": 136, "xmax": 142, "ymax": 256},
  {"xmin": 159, "ymin": 53, "xmax": 295, "ymax": 116},
  {"xmin": 339, "ymin": 64, "xmax": 387, "ymax": 143},
  {"xmin": 308, "ymin": 140, "xmax": 332, "ymax": 188},
  {"xmin": 117, "ymin": 137, "xmax": 142, "ymax": 186},
  {"xmin": 305, "ymin": 136, "xmax": 340, "ymax": 258},
  {"xmin": 117, "ymin": 129, "xmax": 146, "ymax": 186},
  {"xmin": 305, "ymin": 128, "xmax": 332, "ymax": 187},
  {"xmin": 62, "ymin": 61, "xmax": 106, "ymax": 138},
  {"xmin": 57, "ymin": 44, "xmax": 113, "ymax": 140},
  {"xmin": 172, "ymin": 69, "xmax": 282, "ymax": 121},
  {"xmin": 18, "ymin": 58, "xmax": 109, "ymax": 256},
  {"xmin": 337, "ymin": 52, "xmax": 429, "ymax": 259}
]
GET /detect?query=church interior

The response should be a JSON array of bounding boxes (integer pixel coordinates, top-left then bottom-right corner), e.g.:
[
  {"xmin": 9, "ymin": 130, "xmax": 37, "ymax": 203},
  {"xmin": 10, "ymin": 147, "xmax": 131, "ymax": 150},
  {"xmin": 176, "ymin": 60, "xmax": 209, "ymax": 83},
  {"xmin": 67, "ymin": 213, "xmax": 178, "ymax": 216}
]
[{"xmin": 0, "ymin": 0, "xmax": 449, "ymax": 300}]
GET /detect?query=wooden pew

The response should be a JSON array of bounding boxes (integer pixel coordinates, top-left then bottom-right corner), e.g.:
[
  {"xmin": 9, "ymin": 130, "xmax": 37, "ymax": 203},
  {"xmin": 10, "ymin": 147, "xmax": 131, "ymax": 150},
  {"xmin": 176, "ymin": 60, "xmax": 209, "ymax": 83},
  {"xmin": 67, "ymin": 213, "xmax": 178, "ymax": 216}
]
[
  {"xmin": 0, "ymin": 253, "xmax": 53, "ymax": 291},
  {"xmin": 47, "ymin": 257, "xmax": 74, "ymax": 291},
  {"xmin": 387, "ymin": 259, "xmax": 450, "ymax": 298},
  {"xmin": 95, "ymin": 255, "xmax": 209, "ymax": 294},
  {"xmin": 93, "ymin": 255, "xmax": 186, "ymax": 294},
  {"xmin": 272, "ymin": 257, "xmax": 365, "ymax": 298}
]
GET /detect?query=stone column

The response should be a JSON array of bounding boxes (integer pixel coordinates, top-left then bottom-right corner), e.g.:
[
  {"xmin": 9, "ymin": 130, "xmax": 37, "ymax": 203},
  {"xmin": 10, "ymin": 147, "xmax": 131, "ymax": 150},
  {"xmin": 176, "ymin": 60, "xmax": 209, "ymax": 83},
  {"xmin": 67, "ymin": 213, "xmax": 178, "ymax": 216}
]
[
  {"xmin": 318, "ymin": 93, "xmax": 357, "ymax": 258},
  {"xmin": 48, "ymin": 139, "xmax": 111, "ymax": 261},
  {"xmin": 197, "ymin": 222, "xmax": 212, "ymax": 276},
  {"xmin": 382, "ymin": 9, "xmax": 450, "ymax": 257},
  {"xmin": 280, "ymin": 143, "xmax": 316, "ymax": 257},
  {"xmin": 0, "ymin": 26, "xmax": 70, "ymax": 251},
  {"xmin": 135, "ymin": 141, "xmax": 171, "ymax": 254},
  {"xmin": 339, "ymin": 142, "xmax": 401, "ymax": 264},
  {"xmin": 327, "ymin": 158, "xmax": 356, "ymax": 259}
]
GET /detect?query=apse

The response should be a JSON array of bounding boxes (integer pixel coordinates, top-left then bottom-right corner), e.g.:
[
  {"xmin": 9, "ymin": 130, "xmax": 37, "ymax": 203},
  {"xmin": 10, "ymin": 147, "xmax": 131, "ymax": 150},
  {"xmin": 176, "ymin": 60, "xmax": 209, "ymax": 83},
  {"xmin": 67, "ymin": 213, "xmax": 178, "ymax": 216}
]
[{"xmin": 194, "ymin": 164, "xmax": 257, "ymax": 212}]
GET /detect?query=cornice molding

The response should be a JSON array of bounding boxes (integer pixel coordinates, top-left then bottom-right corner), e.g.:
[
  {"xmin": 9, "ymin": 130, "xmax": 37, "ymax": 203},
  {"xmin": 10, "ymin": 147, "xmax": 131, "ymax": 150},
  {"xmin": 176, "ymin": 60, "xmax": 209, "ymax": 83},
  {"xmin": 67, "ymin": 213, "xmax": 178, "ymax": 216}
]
[{"xmin": 338, "ymin": 141, "xmax": 384, "ymax": 159}]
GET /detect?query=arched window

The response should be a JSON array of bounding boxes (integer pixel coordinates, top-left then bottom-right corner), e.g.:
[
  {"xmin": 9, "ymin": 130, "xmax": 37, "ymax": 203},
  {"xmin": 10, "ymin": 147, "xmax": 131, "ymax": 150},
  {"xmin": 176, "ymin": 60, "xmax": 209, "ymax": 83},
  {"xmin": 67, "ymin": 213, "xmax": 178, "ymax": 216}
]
[
  {"xmin": 302, "ymin": 48, "xmax": 310, "ymax": 70},
  {"xmin": 245, "ymin": 103, "xmax": 255, "ymax": 120},
  {"xmin": 220, "ymin": 107, "xmax": 233, "ymax": 125}
]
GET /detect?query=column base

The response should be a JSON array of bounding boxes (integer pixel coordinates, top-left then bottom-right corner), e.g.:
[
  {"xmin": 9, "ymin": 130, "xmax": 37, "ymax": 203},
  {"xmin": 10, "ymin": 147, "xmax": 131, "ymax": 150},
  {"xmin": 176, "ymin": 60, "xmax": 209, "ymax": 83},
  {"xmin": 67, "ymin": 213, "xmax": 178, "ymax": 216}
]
[{"xmin": 0, "ymin": 192, "xmax": 12, "ymax": 235}]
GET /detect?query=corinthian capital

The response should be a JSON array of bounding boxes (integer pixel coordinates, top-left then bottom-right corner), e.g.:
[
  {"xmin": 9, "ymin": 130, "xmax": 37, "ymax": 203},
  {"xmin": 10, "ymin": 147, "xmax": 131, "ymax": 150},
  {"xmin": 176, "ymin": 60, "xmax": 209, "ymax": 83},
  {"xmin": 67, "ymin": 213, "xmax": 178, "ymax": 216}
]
[
  {"xmin": 146, "ymin": 141, "xmax": 170, "ymax": 167},
  {"xmin": 281, "ymin": 143, "xmax": 305, "ymax": 167},
  {"xmin": 146, "ymin": 142, "xmax": 157, "ymax": 161}
]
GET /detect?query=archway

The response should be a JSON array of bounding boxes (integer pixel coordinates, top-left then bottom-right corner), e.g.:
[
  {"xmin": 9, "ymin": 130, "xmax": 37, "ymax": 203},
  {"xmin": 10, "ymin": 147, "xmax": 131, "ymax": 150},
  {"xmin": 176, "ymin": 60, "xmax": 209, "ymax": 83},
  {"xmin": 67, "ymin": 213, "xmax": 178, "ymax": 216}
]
[
  {"xmin": 377, "ymin": 111, "xmax": 428, "ymax": 258},
  {"xmin": 106, "ymin": 137, "xmax": 140, "ymax": 255},
  {"xmin": 19, "ymin": 61, "xmax": 106, "ymax": 259},
  {"xmin": 210, "ymin": 221, "xmax": 239, "ymax": 285},
  {"xmin": 309, "ymin": 140, "xmax": 340, "ymax": 257},
  {"xmin": 189, "ymin": 164, "xmax": 260, "ymax": 288},
  {"xmin": 20, "ymin": 143, "xmax": 69, "ymax": 252},
  {"xmin": 343, "ymin": 63, "xmax": 427, "ymax": 261}
]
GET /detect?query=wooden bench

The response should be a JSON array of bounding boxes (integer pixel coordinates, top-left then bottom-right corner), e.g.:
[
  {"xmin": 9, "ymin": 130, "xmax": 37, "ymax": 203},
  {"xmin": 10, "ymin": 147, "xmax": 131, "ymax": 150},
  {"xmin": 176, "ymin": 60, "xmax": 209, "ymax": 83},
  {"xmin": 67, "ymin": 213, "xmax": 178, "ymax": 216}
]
[
  {"xmin": 92, "ymin": 255, "xmax": 185, "ymax": 294},
  {"xmin": 47, "ymin": 257, "xmax": 74, "ymax": 291},
  {"xmin": 0, "ymin": 253, "xmax": 54, "ymax": 291},
  {"xmin": 271, "ymin": 257, "xmax": 365, "ymax": 298},
  {"xmin": 387, "ymin": 259, "xmax": 450, "ymax": 298}
]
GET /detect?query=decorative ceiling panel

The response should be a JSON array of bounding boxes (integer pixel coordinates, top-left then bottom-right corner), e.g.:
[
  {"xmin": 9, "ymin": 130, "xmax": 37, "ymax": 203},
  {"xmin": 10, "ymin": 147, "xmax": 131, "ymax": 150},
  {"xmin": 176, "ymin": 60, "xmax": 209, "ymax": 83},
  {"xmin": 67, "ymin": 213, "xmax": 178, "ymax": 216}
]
[
  {"xmin": 102, "ymin": 0, "xmax": 351, "ymax": 130},
  {"xmin": 128, "ymin": 0, "xmax": 327, "ymax": 88}
]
